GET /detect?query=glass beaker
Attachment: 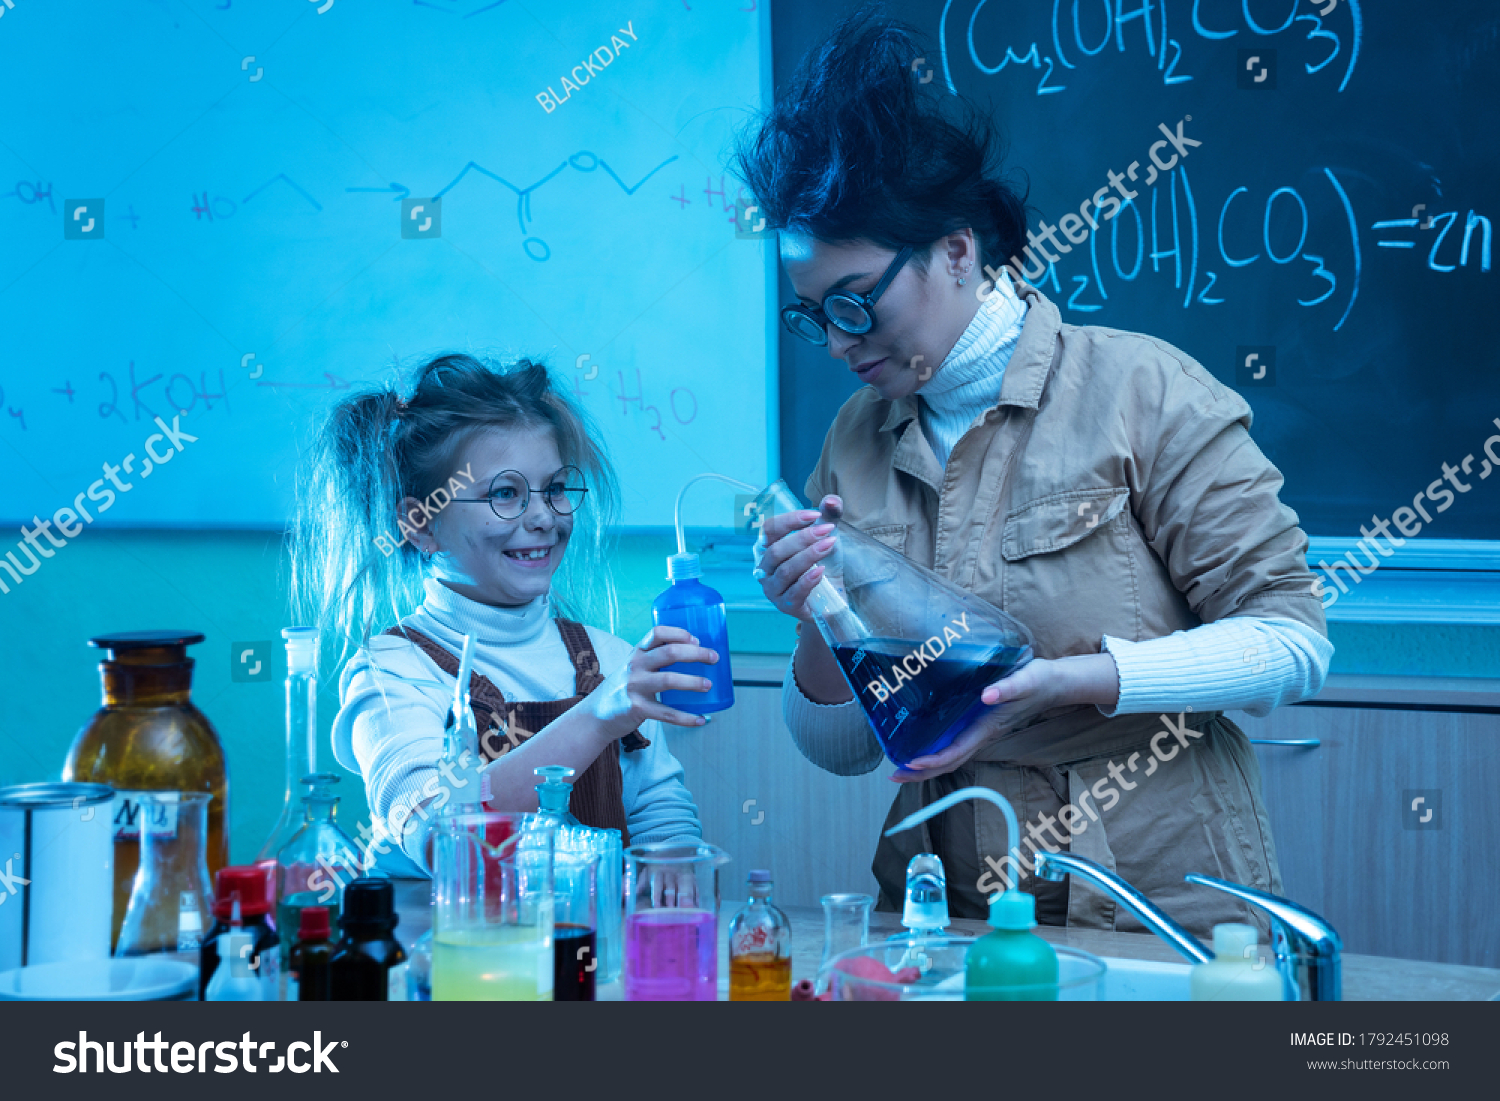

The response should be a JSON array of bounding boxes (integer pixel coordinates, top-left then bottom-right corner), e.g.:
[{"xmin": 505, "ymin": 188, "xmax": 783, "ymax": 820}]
[
  {"xmin": 431, "ymin": 811, "xmax": 555, "ymax": 1001},
  {"xmin": 553, "ymin": 851, "xmax": 599, "ymax": 1001},
  {"xmin": 565, "ymin": 826, "xmax": 623, "ymax": 984},
  {"xmin": 114, "ymin": 792, "xmax": 214, "ymax": 969},
  {"xmin": 622, "ymin": 840, "xmax": 729, "ymax": 1001},
  {"xmin": 819, "ymin": 893, "xmax": 873, "ymax": 975},
  {"xmin": 749, "ymin": 480, "xmax": 1034, "ymax": 767},
  {"xmin": 275, "ymin": 773, "xmax": 365, "ymax": 998}
]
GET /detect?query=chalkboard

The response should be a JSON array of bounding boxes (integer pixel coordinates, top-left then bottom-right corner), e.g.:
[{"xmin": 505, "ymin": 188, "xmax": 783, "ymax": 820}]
[
  {"xmin": 773, "ymin": 1, "xmax": 1500, "ymax": 544},
  {"xmin": 0, "ymin": 0, "xmax": 774, "ymax": 529}
]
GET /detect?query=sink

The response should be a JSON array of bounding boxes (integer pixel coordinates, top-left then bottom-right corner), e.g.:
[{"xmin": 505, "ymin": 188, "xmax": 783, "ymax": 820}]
[{"xmin": 1098, "ymin": 957, "xmax": 1192, "ymax": 1000}]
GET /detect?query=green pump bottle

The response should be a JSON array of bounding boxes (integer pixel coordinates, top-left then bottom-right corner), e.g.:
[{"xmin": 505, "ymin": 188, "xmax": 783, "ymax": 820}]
[{"xmin": 965, "ymin": 890, "xmax": 1059, "ymax": 1001}]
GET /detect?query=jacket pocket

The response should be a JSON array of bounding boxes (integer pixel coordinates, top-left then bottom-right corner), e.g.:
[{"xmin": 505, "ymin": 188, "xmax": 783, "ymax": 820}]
[
  {"xmin": 863, "ymin": 523, "xmax": 908, "ymax": 555},
  {"xmin": 1000, "ymin": 487, "xmax": 1139, "ymax": 651},
  {"xmin": 1001, "ymin": 488, "xmax": 1128, "ymax": 560},
  {"xmin": 839, "ymin": 522, "xmax": 908, "ymax": 591}
]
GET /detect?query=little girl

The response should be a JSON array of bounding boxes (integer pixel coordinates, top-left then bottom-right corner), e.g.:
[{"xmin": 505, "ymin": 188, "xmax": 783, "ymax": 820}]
[{"xmin": 294, "ymin": 353, "xmax": 713, "ymax": 872}]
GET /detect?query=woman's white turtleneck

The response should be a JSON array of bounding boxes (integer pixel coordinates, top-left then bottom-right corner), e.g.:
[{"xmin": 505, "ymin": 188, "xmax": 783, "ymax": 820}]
[
  {"xmin": 333, "ymin": 579, "xmax": 702, "ymax": 872},
  {"xmin": 917, "ymin": 272, "xmax": 1028, "ymax": 467},
  {"xmin": 781, "ymin": 279, "xmax": 1332, "ymax": 775}
]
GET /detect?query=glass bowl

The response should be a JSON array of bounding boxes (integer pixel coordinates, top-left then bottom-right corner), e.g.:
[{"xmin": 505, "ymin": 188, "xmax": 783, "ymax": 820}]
[{"xmin": 817, "ymin": 935, "xmax": 1106, "ymax": 1001}]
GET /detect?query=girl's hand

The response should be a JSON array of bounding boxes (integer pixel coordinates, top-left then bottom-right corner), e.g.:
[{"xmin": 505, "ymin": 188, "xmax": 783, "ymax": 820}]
[
  {"xmin": 583, "ymin": 625, "xmax": 720, "ymax": 738},
  {"xmin": 890, "ymin": 658, "xmax": 1081, "ymax": 782},
  {"xmin": 646, "ymin": 867, "xmax": 699, "ymax": 908},
  {"xmin": 754, "ymin": 494, "xmax": 843, "ymax": 621}
]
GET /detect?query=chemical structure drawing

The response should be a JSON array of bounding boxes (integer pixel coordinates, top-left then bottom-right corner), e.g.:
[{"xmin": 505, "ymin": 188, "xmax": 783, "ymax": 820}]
[{"xmin": 346, "ymin": 150, "xmax": 678, "ymax": 260}]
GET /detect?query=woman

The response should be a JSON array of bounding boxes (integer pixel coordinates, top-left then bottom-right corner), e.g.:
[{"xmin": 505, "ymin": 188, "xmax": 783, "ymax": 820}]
[
  {"xmin": 293, "ymin": 353, "xmax": 711, "ymax": 872},
  {"xmin": 735, "ymin": 11, "xmax": 1332, "ymax": 938}
]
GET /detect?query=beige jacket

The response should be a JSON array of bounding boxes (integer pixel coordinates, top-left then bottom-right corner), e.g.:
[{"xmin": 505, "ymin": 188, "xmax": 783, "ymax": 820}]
[{"xmin": 800, "ymin": 277, "xmax": 1328, "ymax": 937}]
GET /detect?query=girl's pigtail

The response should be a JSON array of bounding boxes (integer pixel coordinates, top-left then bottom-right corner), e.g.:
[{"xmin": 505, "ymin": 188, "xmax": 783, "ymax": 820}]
[{"xmin": 289, "ymin": 387, "xmax": 419, "ymax": 669}]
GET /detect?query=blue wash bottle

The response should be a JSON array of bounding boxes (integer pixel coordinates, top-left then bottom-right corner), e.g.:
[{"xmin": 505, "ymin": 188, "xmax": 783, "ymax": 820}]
[{"xmin": 651, "ymin": 552, "xmax": 735, "ymax": 715}]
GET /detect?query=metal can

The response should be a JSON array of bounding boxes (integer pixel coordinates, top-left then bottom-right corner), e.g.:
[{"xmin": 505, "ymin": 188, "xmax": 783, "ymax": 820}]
[{"xmin": 0, "ymin": 782, "xmax": 116, "ymax": 972}]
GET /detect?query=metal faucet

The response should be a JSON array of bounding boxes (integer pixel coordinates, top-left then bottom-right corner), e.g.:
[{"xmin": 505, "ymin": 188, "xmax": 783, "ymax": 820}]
[
  {"xmin": 1032, "ymin": 851, "xmax": 1343, "ymax": 1000},
  {"xmin": 1185, "ymin": 874, "xmax": 1343, "ymax": 1002},
  {"xmin": 1033, "ymin": 851, "xmax": 1212, "ymax": 964}
]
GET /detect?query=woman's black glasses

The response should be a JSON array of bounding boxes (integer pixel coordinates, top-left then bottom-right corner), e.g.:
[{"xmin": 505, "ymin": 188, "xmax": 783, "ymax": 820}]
[{"xmin": 780, "ymin": 246, "xmax": 914, "ymax": 346}]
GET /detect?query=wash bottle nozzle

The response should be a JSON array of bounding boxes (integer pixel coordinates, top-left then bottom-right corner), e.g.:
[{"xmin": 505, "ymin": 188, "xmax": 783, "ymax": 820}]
[{"xmin": 671, "ymin": 473, "xmax": 760, "ymax": 560}]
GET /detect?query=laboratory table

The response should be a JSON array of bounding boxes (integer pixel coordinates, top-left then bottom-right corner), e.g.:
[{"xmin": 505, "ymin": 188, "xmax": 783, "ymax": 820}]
[{"xmin": 390, "ymin": 879, "xmax": 1500, "ymax": 1001}]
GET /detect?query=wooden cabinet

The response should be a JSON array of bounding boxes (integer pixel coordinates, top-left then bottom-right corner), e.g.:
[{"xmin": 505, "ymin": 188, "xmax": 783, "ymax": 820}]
[
  {"xmin": 1237, "ymin": 704, "xmax": 1500, "ymax": 970},
  {"xmin": 669, "ymin": 682, "xmax": 895, "ymax": 909}
]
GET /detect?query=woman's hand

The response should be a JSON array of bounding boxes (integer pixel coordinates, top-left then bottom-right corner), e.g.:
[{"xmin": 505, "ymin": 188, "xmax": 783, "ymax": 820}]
[
  {"xmin": 890, "ymin": 653, "xmax": 1120, "ymax": 782},
  {"xmin": 754, "ymin": 494, "xmax": 842, "ymax": 620},
  {"xmin": 582, "ymin": 626, "xmax": 720, "ymax": 739}
]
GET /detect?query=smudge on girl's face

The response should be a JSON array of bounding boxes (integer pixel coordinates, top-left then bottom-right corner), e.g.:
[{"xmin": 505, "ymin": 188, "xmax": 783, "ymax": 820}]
[{"xmin": 422, "ymin": 425, "xmax": 575, "ymax": 608}]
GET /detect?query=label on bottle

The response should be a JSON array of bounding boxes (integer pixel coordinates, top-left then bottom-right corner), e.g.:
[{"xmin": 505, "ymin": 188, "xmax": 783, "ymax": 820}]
[
  {"xmin": 112, "ymin": 791, "xmax": 180, "ymax": 842},
  {"xmin": 388, "ymin": 962, "xmax": 409, "ymax": 1002}
]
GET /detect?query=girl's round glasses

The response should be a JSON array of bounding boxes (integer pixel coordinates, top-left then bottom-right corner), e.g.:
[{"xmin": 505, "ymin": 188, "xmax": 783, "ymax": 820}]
[{"xmin": 448, "ymin": 466, "xmax": 587, "ymax": 521}]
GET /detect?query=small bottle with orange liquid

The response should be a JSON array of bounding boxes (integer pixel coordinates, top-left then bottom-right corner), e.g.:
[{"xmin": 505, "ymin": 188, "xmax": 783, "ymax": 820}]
[{"xmin": 728, "ymin": 870, "xmax": 792, "ymax": 1001}]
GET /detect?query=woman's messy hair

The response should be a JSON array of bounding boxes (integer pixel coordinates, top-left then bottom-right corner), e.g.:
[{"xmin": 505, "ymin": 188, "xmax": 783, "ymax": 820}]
[
  {"xmin": 732, "ymin": 4, "xmax": 1030, "ymax": 274},
  {"xmin": 289, "ymin": 353, "xmax": 619, "ymax": 666}
]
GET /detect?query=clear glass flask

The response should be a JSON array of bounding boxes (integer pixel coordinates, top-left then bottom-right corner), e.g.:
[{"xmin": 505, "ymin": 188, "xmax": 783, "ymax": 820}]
[
  {"xmin": 255, "ymin": 627, "xmax": 320, "ymax": 900},
  {"xmin": 114, "ymin": 792, "xmax": 214, "ymax": 971},
  {"xmin": 274, "ymin": 773, "xmax": 364, "ymax": 999},
  {"xmin": 749, "ymin": 481, "xmax": 1034, "ymax": 767}
]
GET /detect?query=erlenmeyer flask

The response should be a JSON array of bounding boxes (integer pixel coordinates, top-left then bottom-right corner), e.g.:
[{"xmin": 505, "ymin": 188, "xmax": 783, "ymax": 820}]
[
  {"xmin": 751, "ymin": 481, "xmax": 1033, "ymax": 767},
  {"xmin": 114, "ymin": 792, "xmax": 214, "ymax": 968},
  {"xmin": 275, "ymin": 773, "xmax": 365, "ymax": 998}
]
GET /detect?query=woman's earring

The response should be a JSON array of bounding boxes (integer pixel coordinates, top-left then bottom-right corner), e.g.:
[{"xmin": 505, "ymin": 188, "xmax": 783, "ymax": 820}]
[{"xmin": 956, "ymin": 264, "xmax": 972, "ymax": 287}]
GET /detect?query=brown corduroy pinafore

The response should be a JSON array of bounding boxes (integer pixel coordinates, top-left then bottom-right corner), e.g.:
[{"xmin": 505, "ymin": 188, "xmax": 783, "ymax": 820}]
[{"xmin": 384, "ymin": 618, "xmax": 648, "ymax": 844}]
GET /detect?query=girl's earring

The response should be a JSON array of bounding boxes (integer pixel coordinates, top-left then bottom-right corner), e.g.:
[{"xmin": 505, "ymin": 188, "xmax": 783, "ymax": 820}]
[{"xmin": 956, "ymin": 264, "xmax": 972, "ymax": 287}]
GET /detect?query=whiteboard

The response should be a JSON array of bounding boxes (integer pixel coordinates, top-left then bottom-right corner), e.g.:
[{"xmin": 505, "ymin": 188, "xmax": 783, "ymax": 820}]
[{"xmin": 0, "ymin": 0, "xmax": 774, "ymax": 528}]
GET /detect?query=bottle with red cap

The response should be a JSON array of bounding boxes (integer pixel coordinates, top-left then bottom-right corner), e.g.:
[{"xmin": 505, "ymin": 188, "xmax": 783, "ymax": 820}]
[
  {"xmin": 290, "ymin": 905, "xmax": 336, "ymax": 1001},
  {"xmin": 199, "ymin": 865, "xmax": 280, "ymax": 1000}
]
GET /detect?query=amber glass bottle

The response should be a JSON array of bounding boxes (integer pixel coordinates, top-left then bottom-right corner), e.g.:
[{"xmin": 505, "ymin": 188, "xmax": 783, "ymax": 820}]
[{"xmin": 63, "ymin": 631, "xmax": 230, "ymax": 948}]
